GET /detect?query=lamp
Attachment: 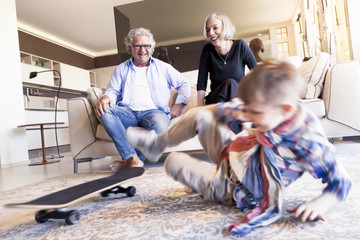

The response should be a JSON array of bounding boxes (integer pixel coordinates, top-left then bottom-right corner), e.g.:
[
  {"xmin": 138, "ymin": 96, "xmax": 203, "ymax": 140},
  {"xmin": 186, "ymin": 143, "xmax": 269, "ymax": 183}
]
[{"xmin": 29, "ymin": 70, "xmax": 64, "ymax": 159}]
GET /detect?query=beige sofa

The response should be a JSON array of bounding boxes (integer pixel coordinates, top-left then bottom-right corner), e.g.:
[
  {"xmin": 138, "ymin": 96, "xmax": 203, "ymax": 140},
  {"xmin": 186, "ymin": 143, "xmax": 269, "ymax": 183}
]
[{"xmin": 67, "ymin": 54, "xmax": 360, "ymax": 173}]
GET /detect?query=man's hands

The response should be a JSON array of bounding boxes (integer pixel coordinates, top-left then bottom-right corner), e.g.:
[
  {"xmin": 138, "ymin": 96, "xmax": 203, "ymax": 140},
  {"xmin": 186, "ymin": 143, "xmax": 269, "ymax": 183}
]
[
  {"xmin": 170, "ymin": 103, "xmax": 183, "ymax": 119},
  {"xmin": 96, "ymin": 95, "xmax": 114, "ymax": 117},
  {"xmin": 286, "ymin": 192, "xmax": 340, "ymax": 222},
  {"xmin": 96, "ymin": 96, "xmax": 183, "ymax": 119}
]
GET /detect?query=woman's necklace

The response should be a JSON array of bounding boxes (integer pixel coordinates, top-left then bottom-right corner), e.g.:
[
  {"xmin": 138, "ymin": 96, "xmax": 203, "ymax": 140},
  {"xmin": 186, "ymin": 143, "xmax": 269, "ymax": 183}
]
[
  {"xmin": 216, "ymin": 42, "xmax": 231, "ymax": 65},
  {"xmin": 217, "ymin": 51, "xmax": 229, "ymax": 65}
]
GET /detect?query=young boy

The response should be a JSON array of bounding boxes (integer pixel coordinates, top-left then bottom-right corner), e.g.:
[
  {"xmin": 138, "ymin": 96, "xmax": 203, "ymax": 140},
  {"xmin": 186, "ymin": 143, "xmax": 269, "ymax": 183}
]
[{"xmin": 127, "ymin": 59, "xmax": 352, "ymax": 236}]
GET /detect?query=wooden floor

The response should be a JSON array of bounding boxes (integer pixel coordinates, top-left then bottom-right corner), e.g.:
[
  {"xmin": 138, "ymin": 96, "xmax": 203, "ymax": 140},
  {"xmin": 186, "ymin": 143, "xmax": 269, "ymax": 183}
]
[{"xmin": 0, "ymin": 140, "xmax": 359, "ymax": 192}]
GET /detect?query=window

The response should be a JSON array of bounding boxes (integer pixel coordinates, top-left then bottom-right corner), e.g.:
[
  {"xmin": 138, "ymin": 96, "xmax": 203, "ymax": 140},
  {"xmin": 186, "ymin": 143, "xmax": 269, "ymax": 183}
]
[
  {"xmin": 277, "ymin": 42, "xmax": 289, "ymax": 57},
  {"xmin": 275, "ymin": 26, "xmax": 289, "ymax": 57},
  {"xmin": 276, "ymin": 27, "xmax": 288, "ymax": 39}
]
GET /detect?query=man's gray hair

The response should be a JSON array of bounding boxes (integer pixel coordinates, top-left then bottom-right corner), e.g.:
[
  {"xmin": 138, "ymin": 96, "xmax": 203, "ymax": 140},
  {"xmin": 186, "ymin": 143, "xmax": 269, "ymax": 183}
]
[{"xmin": 124, "ymin": 27, "xmax": 156, "ymax": 54}]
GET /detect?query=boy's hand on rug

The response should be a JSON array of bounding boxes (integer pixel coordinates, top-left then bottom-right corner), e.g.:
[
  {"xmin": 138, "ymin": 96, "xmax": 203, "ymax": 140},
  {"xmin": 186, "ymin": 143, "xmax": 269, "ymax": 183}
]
[
  {"xmin": 287, "ymin": 192, "xmax": 340, "ymax": 222},
  {"xmin": 286, "ymin": 205, "xmax": 326, "ymax": 222}
]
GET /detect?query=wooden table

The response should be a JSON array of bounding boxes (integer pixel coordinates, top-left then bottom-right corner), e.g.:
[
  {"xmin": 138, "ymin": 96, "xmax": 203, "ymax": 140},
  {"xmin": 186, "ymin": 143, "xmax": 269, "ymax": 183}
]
[{"xmin": 18, "ymin": 122, "xmax": 65, "ymax": 166}]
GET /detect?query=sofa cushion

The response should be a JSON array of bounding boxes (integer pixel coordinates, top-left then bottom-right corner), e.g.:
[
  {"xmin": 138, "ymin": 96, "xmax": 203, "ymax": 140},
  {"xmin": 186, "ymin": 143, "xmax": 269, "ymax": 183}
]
[
  {"xmin": 303, "ymin": 98, "xmax": 325, "ymax": 118},
  {"xmin": 86, "ymin": 87, "xmax": 104, "ymax": 122},
  {"xmin": 96, "ymin": 124, "xmax": 112, "ymax": 141},
  {"xmin": 168, "ymin": 85, "xmax": 197, "ymax": 114},
  {"xmin": 182, "ymin": 85, "xmax": 197, "ymax": 113},
  {"xmin": 299, "ymin": 52, "xmax": 330, "ymax": 99}
]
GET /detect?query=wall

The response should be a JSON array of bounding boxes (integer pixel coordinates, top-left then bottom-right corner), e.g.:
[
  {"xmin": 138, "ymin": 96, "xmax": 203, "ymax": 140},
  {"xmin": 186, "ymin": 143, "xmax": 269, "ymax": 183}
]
[
  {"xmin": 0, "ymin": 0, "xmax": 29, "ymax": 166},
  {"xmin": 19, "ymin": 31, "xmax": 94, "ymax": 70},
  {"xmin": 347, "ymin": 0, "xmax": 360, "ymax": 61},
  {"xmin": 18, "ymin": 31, "xmax": 120, "ymax": 70}
]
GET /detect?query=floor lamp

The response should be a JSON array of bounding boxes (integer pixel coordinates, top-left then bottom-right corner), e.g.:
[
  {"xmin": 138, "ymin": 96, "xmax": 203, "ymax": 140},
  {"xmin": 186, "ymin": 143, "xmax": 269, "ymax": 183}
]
[{"xmin": 29, "ymin": 70, "xmax": 64, "ymax": 159}]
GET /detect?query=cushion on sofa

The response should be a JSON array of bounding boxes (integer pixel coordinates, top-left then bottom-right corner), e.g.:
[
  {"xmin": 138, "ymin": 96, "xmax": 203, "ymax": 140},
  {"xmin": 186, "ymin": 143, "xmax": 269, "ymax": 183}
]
[
  {"xmin": 299, "ymin": 52, "xmax": 330, "ymax": 99},
  {"xmin": 87, "ymin": 87, "xmax": 104, "ymax": 122},
  {"xmin": 302, "ymin": 98, "xmax": 325, "ymax": 118},
  {"xmin": 168, "ymin": 85, "xmax": 197, "ymax": 114},
  {"xmin": 96, "ymin": 124, "xmax": 112, "ymax": 141}
]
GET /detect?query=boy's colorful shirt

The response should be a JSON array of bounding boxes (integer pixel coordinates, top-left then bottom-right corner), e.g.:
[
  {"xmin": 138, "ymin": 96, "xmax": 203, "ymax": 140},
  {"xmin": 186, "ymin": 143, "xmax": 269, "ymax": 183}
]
[
  {"xmin": 218, "ymin": 100, "xmax": 352, "ymax": 236},
  {"xmin": 216, "ymin": 98, "xmax": 245, "ymax": 123}
]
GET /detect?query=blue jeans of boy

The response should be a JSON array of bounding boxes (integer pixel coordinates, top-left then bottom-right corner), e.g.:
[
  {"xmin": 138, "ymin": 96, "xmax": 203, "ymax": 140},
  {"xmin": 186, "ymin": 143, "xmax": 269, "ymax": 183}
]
[{"xmin": 100, "ymin": 105, "xmax": 170, "ymax": 161}]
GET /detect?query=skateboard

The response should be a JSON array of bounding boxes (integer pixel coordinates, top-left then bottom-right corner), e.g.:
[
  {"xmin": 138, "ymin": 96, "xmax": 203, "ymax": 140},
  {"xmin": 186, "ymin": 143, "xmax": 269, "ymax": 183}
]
[{"xmin": 5, "ymin": 167, "xmax": 145, "ymax": 225}]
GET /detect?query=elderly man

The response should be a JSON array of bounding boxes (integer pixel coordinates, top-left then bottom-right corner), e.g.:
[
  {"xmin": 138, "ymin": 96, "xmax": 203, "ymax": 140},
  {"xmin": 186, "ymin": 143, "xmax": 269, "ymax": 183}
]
[{"xmin": 96, "ymin": 27, "xmax": 191, "ymax": 172}]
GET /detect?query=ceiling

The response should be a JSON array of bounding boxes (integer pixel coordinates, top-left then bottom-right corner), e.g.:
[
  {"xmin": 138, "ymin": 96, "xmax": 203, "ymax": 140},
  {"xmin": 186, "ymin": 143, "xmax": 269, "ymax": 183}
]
[{"xmin": 15, "ymin": 0, "xmax": 300, "ymax": 57}]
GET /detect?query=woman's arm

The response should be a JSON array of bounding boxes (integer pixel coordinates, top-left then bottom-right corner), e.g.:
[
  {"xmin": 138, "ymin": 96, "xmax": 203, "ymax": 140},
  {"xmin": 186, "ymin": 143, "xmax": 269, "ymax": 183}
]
[
  {"xmin": 196, "ymin": 45, "xmax": 210, "ymax": 102},
  {"xmin": 197, "ymin": 90, "xmax": 206, "ymax": 106}
]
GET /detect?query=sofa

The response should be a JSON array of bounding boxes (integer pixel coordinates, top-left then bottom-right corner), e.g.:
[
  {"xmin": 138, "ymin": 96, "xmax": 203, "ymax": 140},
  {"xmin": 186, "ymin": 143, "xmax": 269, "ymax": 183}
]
[{"xmin": 67, "ymin": 53, "xmax": 360, "ymax": 173}]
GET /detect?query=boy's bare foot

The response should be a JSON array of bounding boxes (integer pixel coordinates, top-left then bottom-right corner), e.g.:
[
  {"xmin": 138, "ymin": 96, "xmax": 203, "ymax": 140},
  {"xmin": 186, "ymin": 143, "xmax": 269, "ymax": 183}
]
[{"xmin": 109, "ymin": 155, "xmax": 144, "ymax": 172}]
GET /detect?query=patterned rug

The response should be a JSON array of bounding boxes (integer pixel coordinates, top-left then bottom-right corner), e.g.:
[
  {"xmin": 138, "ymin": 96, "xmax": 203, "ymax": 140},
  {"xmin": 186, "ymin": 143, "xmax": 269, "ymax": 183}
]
[{"xmin": 1, "ymin": 154, "xmax": 360, "ymax": 240}]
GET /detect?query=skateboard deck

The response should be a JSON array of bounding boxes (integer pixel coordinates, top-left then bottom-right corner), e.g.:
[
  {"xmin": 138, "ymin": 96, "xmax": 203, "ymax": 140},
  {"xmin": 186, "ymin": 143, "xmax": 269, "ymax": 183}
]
[{"xmin": 5, "ymin": 167, "xmax": 145, "ymax": 225}]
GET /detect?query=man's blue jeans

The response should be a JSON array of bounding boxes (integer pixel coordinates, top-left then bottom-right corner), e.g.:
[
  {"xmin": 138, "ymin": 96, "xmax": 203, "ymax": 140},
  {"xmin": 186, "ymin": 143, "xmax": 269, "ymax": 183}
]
[{"xmin": 100, "ymin": 105, "xmax": 170, "ymax": 161}]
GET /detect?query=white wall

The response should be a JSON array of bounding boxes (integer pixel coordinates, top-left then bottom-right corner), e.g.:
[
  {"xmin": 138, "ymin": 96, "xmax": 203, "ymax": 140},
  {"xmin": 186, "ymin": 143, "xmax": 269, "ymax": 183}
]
[
  {"xmin": 0, "ymin": 0, "xmax": 29, "ymax": 166},
  {"xmin": 347, "ymin": 0, "xmax": 360, "ymax": 61}
]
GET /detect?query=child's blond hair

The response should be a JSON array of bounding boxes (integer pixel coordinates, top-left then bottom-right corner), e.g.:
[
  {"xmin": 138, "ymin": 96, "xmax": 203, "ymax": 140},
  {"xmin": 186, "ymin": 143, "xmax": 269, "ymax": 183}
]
[{"xmin": 237, "ymin": 59, "xmax": 304, "ymax": 106}]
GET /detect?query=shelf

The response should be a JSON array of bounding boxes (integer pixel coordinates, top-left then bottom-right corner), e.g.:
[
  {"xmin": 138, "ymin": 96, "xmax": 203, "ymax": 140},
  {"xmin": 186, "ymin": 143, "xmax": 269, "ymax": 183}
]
[
  {"xmin": 52, "ymin": 61, "xmax": 61, "ymax": 73},
  {"xmin": 22, "ymin": 82, "xmax": 86, "ymax": 95},
  {"xmin": 31, "ymin": 56, "xmax": 52, "ymax": 69},
  {"xmin": 20, "ymin": 51, "xmax": 60, "ymax": 87},
  {"xmin": 20, "ymin": 52, "xmax": 31, "ymax": 64},
  {"xmin": 20, "ymin": 51, "xmax": 94, "ymax": 91},
  {"xmin": 89, "ymin": 71, "xmax": 96, "ymax": 87}
]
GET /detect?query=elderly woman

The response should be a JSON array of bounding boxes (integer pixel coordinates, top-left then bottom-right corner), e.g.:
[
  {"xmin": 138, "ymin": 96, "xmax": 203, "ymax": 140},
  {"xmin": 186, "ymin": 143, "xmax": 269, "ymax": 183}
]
[
  {"xmin": 197, "ymin": 13, "xmax": 257, "ymax": 106},
  {"xmin": 196, "ymin": 13, "xmax": 257, "ymax": 133}
]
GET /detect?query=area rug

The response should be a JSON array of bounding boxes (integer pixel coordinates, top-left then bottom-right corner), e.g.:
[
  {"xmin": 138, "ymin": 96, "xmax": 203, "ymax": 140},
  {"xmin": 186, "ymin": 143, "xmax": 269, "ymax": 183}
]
[{"xmin": 1, "ymin": 154, "xmax": 360, "ymax": 240}]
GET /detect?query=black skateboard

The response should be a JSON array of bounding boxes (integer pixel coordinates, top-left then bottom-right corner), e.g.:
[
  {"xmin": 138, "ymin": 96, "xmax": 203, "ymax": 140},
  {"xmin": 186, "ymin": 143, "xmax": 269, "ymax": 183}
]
[{"xmin": 5, "ymin": 167, "xmax": 145, "ymax": 225}]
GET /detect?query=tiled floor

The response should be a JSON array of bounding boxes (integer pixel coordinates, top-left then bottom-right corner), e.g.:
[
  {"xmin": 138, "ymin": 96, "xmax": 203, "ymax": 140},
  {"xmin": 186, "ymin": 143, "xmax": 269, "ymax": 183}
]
[{"xmin": 0, "ymin": 140, "xmax": 359, "ymax": 192}]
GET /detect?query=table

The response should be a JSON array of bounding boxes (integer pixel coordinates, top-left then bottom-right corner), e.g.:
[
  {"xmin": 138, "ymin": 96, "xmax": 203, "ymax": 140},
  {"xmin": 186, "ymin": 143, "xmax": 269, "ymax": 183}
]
[{"xmin": 18, "ymin": 122, "xmax": 65, "ymax": 166}]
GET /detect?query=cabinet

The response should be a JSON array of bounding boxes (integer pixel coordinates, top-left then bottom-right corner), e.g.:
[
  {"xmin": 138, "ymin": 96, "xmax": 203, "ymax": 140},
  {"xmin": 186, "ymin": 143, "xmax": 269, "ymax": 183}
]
[
  {"xmin": 60, "ymin": 63, "xmax": 91, "ymax": 91},
  {"xmin": 20, "ymin": 51, "xmax": 92, "ymax": 91},
  {"xmin": 90, "ymin": 65, "xmax": 116, "ymax": 89},
  {"xmin": 20, "ymin": 52, "xmax": 60, "ymax": 86},
  {"xmin": 90, "ymin": 71, "xmax": 96, "ymax": 87},
  {"xmin": 19, "ymin": 51, "xmax": 91, "ymax": 150}
]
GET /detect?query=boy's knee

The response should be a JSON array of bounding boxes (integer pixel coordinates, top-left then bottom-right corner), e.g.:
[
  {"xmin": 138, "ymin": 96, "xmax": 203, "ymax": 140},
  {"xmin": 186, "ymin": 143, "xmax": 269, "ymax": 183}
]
[
  {"xmin": 186, "ymin": 108, "xmax": 215, "ymax": 124},
  {"xmin": 196, "ymin": 109, "xmax": 216, "ymax": 129},
  {"xmin": 164, "ymin": 152, "xmax": 189, "ymax": 177}
]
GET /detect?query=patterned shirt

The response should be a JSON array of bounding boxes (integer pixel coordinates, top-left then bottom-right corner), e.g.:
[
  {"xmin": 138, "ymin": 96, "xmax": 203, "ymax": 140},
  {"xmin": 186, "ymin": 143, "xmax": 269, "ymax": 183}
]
[
  {"xmin": 218, "ymin": 99, "xmax": 351, "ymax": 201},
  {"xmin": 217, "ymin": 99, "xmax": 352, "ymax": 236}
]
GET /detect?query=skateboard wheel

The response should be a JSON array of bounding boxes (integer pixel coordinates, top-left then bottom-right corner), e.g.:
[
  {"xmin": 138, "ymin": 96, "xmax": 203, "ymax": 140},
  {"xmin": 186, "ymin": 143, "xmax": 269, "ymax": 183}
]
[
  {"xmin": 100, "ymin": 190, "xmax": 110, "ymax": 197},
  {"xmin": 35, "ymin": 210, "xmax": 49, "ymax": 223},
  {"xmin": 126, "ymin": 186, "xmax": 136, "ymax": 197},
  {"xmin": 65, "ymin": 210, "xmax": 80, "ymax": 225}
]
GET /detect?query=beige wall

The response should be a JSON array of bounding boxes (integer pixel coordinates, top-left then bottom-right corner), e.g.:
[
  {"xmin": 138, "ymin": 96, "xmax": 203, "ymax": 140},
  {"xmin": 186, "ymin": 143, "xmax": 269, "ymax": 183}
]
[
  {"xmin": 0, "ymin": 0, "xmax": 28, "ymax": 166},
  {"xmin": 347, "ymin": 0, "xmax": 360, "ymax": 61}
]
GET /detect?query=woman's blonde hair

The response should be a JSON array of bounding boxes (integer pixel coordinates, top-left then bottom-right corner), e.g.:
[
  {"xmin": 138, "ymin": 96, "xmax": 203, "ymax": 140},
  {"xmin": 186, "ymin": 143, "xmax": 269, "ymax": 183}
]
[
  {"xmin": 237, "ymin": 59, "xmax": 304, "ymax": 106},
  {"xmin": 203, "ymin": 13, "xmax": 236, "ymax": 41}
]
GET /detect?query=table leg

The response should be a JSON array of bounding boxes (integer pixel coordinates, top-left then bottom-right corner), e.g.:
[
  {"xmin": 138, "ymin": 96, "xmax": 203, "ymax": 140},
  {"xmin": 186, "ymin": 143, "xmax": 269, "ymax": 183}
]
[
  {"xmin": 40, "ymin": 124, "xmax": 46, "ymax": 163},
  {"xmin": 28, "ymin": 124, "xmax": 60, "ymax": 166}
]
